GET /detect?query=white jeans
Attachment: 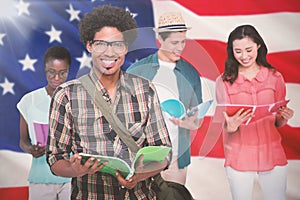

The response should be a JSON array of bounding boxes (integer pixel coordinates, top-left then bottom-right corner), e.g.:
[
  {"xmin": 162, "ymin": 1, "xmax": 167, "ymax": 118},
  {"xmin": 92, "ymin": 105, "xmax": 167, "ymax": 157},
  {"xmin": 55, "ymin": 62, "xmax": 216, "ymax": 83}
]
[
  {"xmin": 226, "ymin": 165, "xmax": 287, "ymax": 200},
  {"xmin": 29, "ymin": 182, "xmax": 71, "ymax": 200}
]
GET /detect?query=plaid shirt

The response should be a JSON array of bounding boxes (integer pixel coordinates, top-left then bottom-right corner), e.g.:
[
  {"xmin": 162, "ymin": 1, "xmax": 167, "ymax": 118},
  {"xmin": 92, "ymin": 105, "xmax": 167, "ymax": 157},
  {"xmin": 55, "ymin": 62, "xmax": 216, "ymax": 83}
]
[{"xmin": 46, "ymin": 70, "xmax": 171, "ymax": 200}]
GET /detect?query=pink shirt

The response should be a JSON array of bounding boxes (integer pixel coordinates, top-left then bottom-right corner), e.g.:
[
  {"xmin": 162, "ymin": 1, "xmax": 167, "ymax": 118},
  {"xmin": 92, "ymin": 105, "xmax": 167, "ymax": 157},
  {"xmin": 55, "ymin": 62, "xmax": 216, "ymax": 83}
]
[{"xmin": 215, "ymin": 67, "xmax": 287, "ymax": 171}]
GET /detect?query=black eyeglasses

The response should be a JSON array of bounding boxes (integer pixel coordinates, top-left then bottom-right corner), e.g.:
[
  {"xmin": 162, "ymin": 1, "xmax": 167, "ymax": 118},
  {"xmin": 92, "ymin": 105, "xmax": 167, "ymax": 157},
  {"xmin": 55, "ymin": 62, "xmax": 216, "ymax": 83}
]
[
  {"xmin": 90, "ymin": 40, "xmax": 127, "ymax": 54},
  {"xmin": 46, "ymin": 70, "xmax": 68, "ymax": 79}
]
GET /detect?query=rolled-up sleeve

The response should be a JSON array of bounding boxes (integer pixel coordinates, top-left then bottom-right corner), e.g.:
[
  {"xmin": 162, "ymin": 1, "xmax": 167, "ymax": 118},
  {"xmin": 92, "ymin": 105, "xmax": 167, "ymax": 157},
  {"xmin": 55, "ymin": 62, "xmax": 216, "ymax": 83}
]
[{"xmin": 46, "ymin": 86, "xmax": 73, "ymax": 167}]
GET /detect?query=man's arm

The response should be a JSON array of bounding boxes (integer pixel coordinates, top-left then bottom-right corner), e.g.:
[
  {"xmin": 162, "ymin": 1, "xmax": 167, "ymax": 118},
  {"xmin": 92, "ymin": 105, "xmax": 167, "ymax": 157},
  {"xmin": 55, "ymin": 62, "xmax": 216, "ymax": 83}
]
[{"xmin": 46, "ymin": 87, "xmax": 105, "ymax": 178}]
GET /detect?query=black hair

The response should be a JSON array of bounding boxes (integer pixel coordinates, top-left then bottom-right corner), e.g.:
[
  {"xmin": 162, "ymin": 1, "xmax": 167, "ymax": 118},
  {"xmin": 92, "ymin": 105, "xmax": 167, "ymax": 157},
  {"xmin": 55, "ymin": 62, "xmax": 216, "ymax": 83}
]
[
  {"xmin": 79, "ymin": 5, "xmax": 138, "ymax": 45},
  {"xmin": 222, "ymin": 24, "xmax": 275, "ymax": 84},
  {"xmin": 43, "ymin": 46, "xmax": 71, "ymax": 69}
]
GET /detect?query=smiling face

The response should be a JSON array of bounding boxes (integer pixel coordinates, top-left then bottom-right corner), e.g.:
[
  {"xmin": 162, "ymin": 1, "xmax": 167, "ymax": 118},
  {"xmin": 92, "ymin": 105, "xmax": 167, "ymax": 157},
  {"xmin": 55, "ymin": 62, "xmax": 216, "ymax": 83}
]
[
  {"xmin": 158, "ymin": 31, "xmax": 187, "ymax": 62},
  {"xmin": 232, "ymin": 37, "xmax": 260, "ymax": 69},
  {"xmin": 86, "ymin": 26, "xmax": 127, "ymax": 80}
]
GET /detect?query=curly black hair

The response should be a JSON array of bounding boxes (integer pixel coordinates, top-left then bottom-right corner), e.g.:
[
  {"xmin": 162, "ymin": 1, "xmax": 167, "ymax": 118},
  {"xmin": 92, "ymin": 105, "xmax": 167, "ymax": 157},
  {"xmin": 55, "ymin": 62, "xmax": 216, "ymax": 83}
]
[{"xmin": 79, "ymin": 5, "xmax": 138, "ymax": 45}]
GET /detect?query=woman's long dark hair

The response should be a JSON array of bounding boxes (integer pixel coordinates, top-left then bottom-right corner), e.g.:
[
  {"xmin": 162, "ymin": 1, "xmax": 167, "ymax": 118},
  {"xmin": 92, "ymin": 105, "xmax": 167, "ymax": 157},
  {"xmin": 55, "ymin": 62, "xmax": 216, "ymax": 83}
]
[{"xmin": 222, "ymin": 24, "xmax": 275, "ymax": 84}]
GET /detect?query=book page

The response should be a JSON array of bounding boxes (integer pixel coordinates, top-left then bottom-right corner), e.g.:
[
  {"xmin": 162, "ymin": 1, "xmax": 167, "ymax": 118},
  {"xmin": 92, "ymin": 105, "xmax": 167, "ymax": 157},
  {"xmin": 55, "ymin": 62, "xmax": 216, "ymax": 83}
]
[
  {"xmin": 135, "ymin": 146, "xmax": 171, "ymax": 163},
  {"xmin": 212, "ymin": 104, "xmax": 254, "ymax": 124},
  {"xmin": 181, "ymin": 100, "xmax": 213, "ymax": 120},
  {"xmin": 197, "ymin": 100, "xmax": 213, "ymax": 119},
  {"xmin": 79, "ymin": 146, "xmax": 171, "ymax": 180},
  {"xmin": 268, "ymin": 99, "xmax": 290, "ymax": 113},
  {"xmin": 79, "ymin": 153, "xmax": 131, "ymax": 179},
  {"xmin": 250, "ymin": 105, "xmax": 270, "ymax": 122},
  {"xmin": 133, "ymin": 146, "xmax": 171, "ymax": 175},
  {"xmin": 212, "ymin": 100, "xmax": 289, "ymax": 125},
  {"xmin": 161, "ymin": 99, "xmax": 213, "ymax": 120}
]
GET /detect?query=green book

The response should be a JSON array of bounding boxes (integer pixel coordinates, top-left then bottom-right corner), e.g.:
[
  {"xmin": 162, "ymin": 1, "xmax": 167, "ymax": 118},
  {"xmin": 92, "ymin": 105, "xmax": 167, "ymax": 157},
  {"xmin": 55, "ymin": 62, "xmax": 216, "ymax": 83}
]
[{"xmin": 79, "ymin": 145, "xmax": 171, "ymax": 180}]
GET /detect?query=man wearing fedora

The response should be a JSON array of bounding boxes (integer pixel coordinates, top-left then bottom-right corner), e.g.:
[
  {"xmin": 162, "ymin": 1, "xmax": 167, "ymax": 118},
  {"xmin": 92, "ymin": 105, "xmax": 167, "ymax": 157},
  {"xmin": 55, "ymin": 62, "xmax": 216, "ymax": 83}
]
[{"xmin": 127, "ymin": 12, "xmax": 203, "ymax": 189}]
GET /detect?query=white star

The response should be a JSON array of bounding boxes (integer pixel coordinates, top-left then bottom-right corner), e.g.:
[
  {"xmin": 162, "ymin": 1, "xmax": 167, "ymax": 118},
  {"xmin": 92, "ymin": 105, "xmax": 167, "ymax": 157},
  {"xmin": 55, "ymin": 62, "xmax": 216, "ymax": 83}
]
[
  {"xmin": 0, "ymin": 33, "xmax": 6, "ymax": 46},
  {"xmin": 45, "ymin": 25, "xmax": 62, "ymax": 43},
  {"xmin": 91, "ymin": 0, "xmax": 104, "ymax": 2},
  {"xmin": 19, "ymin": 54, "xmax": 37, "ymax": 71},
  {"xmin": 0, "ymin": 78, "xmax": 15, "ymax": 95},
  {"xmin": 125, "ymin": 7, "xmax": 138, "ymax": 19},
  {"xmin": 15, "ymin": 0, "xmax": 30, "ymax": 16},
  {"xmin": 66, "ymin": 4, "xmax": 80, "ymax": 22},
  {"xmin": 76, "ymin": 51, "xmax": 92, "ymax": 70}
]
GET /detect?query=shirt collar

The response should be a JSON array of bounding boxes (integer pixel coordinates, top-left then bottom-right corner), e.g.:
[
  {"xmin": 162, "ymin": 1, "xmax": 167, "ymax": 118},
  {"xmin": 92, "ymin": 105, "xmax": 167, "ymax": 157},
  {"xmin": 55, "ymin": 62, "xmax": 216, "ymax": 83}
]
[
  {"xmin": 152, "ymin": 52, "xmax": 183, "ymax": 72},
  {"xmin": 89, "ymin": 69, "xmax": 137, "ymax": 98},
  {"xmin": 236, "ymin": 66, "xmax": 268, "ymax": 84}
]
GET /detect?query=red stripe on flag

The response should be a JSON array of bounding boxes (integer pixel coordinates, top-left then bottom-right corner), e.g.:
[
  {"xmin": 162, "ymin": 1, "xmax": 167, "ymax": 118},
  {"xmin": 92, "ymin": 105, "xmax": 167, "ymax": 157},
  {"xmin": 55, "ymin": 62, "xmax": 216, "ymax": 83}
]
[
  {"xmin": 181, "ymin": 40, "xmax": 224, "ymax": 80},
  {"xmin": 174, "ymin": 0, "xmax": 300, "ymax": 16},
  {"xmin": 0, "ymin": 187, "xmax": 28, "ymax": 200},
  {"xmin": 279, "ymin": 126, "xmax": 300, "ymax": 159},
  {"xmin": 191, "ymin": 117, "xmax": 300, "ymax": 159},
  {"xmin": 267, "ymin": 50, "xmax": 300, "ymax": 83},
  {"xmin": 191, "ymin": 117, "xmax": 224, "ymax": 158},
  {"xmin": 183, "ymin": 40, "xmax": 300, "ymax": 83}
]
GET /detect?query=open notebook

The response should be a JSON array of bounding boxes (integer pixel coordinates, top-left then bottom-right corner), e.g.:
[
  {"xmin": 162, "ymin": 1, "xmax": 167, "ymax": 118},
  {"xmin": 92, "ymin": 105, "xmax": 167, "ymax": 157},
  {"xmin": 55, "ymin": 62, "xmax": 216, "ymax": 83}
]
[
  {"xmin": 160, "ymin": 99, "xmax": 213, "ymax": 120},
  {"xmin": 212, "ymin": 99, "xmax": 290, "ymax": 125}
]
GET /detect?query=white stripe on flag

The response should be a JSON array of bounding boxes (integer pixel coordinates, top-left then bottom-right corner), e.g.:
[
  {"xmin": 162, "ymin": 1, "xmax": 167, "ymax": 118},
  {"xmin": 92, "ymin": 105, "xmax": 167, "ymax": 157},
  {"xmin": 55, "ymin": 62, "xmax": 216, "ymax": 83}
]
[
  {"xmin": 152, "ymin": 0, "xmax": 300, "ymax": 53},
  {"xmin": 1, "ymin": 151, "xmax": 299, "ymax": 199},
  {"xmin": 0, "ymin": 150, "xmax": 31, "ymax": 187}
]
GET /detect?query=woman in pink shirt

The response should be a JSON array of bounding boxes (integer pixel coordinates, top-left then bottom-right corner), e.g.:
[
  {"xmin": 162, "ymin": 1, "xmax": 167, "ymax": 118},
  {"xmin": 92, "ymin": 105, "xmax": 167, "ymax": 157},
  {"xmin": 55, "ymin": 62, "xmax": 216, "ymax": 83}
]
[{"xmin": 215, "ymin": 24, "xmax": 294, "ymax": 200}]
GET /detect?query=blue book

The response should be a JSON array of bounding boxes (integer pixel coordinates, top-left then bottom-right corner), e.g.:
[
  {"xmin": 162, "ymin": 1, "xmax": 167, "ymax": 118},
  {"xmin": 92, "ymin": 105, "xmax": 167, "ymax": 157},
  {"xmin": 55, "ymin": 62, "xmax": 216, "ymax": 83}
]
[
  {"xmin": 160, "ymin": 99, "xmax": 213, "ymax": 120},
  {"xmin": 181, "ymin": 100, "xmax": 213, "ymax": 120}
]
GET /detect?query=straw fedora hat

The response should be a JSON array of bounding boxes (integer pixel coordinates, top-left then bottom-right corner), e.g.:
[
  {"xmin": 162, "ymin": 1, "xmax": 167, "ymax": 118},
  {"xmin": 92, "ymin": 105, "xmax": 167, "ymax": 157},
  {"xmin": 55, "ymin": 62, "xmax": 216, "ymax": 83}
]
[{"xmin": 153, "ymin": 12, "xmax": 191, "ymax": 33}]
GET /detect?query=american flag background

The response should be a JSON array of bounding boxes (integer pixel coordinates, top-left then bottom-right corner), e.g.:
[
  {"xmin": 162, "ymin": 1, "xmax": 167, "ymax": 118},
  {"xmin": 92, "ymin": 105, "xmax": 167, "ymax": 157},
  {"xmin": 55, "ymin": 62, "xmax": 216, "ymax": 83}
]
[{"xmin": 0, "ymin": 0, "xmax": 299, "ymax": 199}]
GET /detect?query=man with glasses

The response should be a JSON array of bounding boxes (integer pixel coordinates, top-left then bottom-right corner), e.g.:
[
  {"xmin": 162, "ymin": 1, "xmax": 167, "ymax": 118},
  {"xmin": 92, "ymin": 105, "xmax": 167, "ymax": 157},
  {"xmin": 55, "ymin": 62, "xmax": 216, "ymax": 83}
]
[
  {"xmin": 46, "ymin": 5, "xmax": 171, "ymax": 200},
  {"xmin": 89, "ymin": 40, "xmax": 127, "ymax": 54},
  {"xmin": 17, "ymin": 46, "xmax": 71, "ymax": 200}
]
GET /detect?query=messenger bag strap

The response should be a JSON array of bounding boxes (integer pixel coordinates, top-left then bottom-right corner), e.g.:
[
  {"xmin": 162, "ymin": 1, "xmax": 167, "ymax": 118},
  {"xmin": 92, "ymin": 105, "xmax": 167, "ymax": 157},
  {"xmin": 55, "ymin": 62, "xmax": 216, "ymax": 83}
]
[{"xmin": 78, "ymin": 74, "xmax": 140, "ymax": 153}]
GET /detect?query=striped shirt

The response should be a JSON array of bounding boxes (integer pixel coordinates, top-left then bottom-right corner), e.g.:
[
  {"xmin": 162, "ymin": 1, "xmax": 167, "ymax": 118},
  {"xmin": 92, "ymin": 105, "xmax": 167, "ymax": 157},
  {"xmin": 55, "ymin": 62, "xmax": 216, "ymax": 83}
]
[{"xmin": 47, "ymin": 70, "xmax": 171, "ymax": 200}]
